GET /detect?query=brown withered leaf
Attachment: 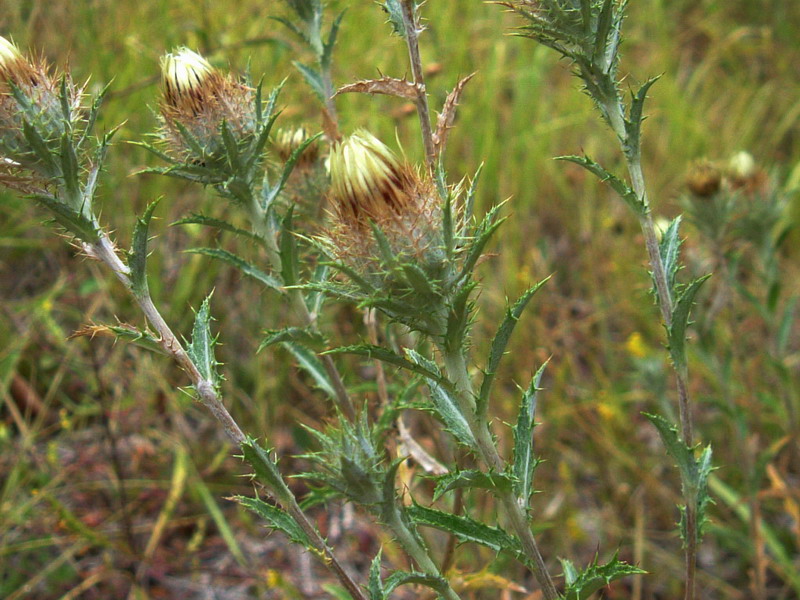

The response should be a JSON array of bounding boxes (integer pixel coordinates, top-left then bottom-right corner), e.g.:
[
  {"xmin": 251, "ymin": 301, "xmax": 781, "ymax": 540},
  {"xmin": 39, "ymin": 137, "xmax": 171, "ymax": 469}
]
[
  {"xmin": 433, "ymin": 73, "xmax": 476, "ymax": 160},
  {"xmin": 335, "ymin": 77, "xmax": 419, "ymax": 101}
]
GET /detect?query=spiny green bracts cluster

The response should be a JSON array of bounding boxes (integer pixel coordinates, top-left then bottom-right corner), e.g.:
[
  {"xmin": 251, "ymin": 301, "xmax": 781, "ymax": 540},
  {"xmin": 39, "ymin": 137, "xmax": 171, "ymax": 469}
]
[
  {"xmin": 0, "ymin": 35, "xmax": 83, "ymax": 194},
  {"xmin": 159, "ymin": 48, "xmax": 256, "ymax": 171},
  {"xmin": 300, "ymin": 414, "xmax": 385, "ymax": 506},
  {"xmin": 316, "ymin": 130, "xmax": 501, "ymax": 346}
]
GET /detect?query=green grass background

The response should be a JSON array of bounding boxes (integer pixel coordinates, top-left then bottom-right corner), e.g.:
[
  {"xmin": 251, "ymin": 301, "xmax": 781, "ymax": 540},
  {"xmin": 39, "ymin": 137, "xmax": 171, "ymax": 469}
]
[{"xmin": 1, "ymin": 1, "xmax": 799, "ymax": 598}]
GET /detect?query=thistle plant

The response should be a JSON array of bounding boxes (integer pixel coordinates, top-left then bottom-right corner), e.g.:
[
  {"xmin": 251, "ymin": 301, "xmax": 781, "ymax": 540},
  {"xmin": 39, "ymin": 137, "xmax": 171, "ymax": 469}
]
[
  {"xmin": 1, "ymin": 0, "xmax": 723, "ymax": 597},
  {"xmin": 498, "ymin": 1, "xmax": 714, "ymax": 598}
]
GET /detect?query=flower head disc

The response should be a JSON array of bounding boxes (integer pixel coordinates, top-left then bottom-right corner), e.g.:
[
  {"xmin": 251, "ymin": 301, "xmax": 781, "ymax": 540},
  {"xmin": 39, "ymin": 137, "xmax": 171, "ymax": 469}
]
[
  {"xmin": 161, "ymin": 48, "xmax": 215, "ymax": 115},
  {"xmin": 328, "ymin": 130, "xmax": 415, "ymax": 226}
]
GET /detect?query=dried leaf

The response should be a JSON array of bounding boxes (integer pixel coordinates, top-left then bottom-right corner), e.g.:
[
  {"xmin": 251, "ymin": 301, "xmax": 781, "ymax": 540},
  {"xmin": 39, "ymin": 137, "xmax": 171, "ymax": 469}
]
[
  {"xmin": 397, "ymin": 416, "xmax": 449, "ymax": 475},
  {"xmin": 433, "ymin": 73, "xmax": 475, "ymax": 159},
  {"xmin": 336, "ymin": 77, "xmax": 419, "ymax": 101}
]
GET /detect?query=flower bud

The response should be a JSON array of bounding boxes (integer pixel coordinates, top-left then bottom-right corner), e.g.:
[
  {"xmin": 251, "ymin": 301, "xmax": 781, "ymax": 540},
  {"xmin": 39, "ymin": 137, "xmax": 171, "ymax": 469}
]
[
  {"xmin": 0, "ymin": 36, "xmax": 79, "ymax": 192},
  {"xmin": 273, "ymin": 127, "xmax": 320, "ymax": 168},
  {"xmin": 728, "ymin": 151, "xmax": 755, "ymax": 180},
  {"xmin": 159, "ymin": 48, "xmax": 255, "ymax": 167}
]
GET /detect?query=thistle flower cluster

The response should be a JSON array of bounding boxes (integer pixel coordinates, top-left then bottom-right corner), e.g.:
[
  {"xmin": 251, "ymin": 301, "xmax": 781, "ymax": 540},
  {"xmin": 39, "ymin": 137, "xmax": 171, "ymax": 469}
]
[
  {"xmin": 0, "ymin": 36, "xmax": 82, "ymax": 194},
  {"xmin": 685, "ymin": 151, "xmax": 765, "ymax": 199},
  {"xmin": 159, "ymin": 48, "xmax": 256, "ymax": 171}
]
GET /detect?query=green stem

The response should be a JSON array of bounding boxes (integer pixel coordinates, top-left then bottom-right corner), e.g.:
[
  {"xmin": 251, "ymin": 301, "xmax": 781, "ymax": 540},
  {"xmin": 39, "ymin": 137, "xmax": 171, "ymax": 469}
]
[
  {"xmin": 605, "ymin": 97, "xmax": 698, "ymax": 600},
  {"xmin": 384, "ymin": 504, "xmax": 462, "ymax": 600},
  {"xmin": 441, "ymin": 349, "xmax": 560, "ymax": 600},
  {"xmin": 246, "ymin": 190, "xmax": 357, "ymax": 422}
]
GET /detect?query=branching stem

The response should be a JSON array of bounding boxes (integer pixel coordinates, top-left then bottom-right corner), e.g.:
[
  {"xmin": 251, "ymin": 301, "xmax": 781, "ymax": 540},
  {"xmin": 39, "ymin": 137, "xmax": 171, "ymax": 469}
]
[{"xmin": 82, "ymin": 230, "xmax": 367, "ymax": 600}]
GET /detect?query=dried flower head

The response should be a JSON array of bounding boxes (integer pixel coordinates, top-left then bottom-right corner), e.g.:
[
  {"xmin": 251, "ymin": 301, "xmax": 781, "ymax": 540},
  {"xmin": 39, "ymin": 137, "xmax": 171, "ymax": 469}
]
[
  {"xmin": 159, "ymin": 48, "xmax": 255, "ymax": 166},
  {"xmin": 685, "ymin": 161, "xmax": 722, "ymax": 198}
]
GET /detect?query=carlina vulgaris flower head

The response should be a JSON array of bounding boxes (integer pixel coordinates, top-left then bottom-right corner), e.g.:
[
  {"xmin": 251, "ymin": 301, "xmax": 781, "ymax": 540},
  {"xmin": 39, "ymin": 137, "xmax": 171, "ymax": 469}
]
[
  {"xmin": 273, "ymin": 127, "xmax": 321, "ymax": 169},
  {"xmin": 0, "ymin": 35, "xmax": 81, "ymax": 193},
  {"xmin": 159, "ymin": 47, "xmax": 256, "ymax": 167},
  {"xmin": 325, "ymin": 130, "xmax": 443, "ymax": 271},
  {"xmin": 685, "ymin": 160, "xmax": 722, "ymax": 199}
]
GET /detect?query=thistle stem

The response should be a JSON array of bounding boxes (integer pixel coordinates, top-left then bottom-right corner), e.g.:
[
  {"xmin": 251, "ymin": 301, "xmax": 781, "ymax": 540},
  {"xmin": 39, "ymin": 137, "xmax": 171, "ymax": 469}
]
[
  {"xmin": 400, "ymin": 0, "xmax": 436, "ymax": 168},
  {"xmin": 605, "ymin": 99, "xmax": 698, "ymax": 600},
  {"xmin": 384, "ymin": 504, "xmax": 463, "ymax": 600},
  {"xmin": 83, "ymin": 230, "xmax": 367, "ymax": 600},
  {"xmin": 441, "ymin": 349, "xmax": 559, "ymax": 600},
  {"xmin": 246, "ymin": 190, "xmax": 357, "ymax": 422}
]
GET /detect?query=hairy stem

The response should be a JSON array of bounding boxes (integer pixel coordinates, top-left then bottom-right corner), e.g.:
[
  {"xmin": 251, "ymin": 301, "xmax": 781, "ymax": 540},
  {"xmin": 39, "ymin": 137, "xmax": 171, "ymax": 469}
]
[
  {"xmin": 442, "ymin": 350, "xmax": 560, "ymax": 600},
  {"xmin": 400, "ymin": 0, "xmax": 436, "ymax": 167},
  {"xmin": 82, "ymin": 231, "xmax": 367, "ymax": 600}
]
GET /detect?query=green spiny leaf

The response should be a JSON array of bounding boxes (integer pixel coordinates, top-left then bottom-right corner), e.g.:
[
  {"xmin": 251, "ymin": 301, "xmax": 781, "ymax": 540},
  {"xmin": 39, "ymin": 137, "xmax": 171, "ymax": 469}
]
[
  {"xmin": 280, "ymin": 207, "xmax": 299, "ymax": 287},
  {"xmin": 185, "ymin": 247, "xmax": 284, "ymax": 292},
  {"xmin": 561, "ymin": 552, "xmax": 646, "ymax": 600},
  {"xmin": 658, "ymin": 215, "xmax": 682, "ymax": 298},
  {"xmin": 258, "ymin": 327, "xmax": 326, "ymax": 352},
  {"xmin": 444, "ymin": 279, "xmax": 477, "ymax": 354},
  {"xmin": 384, "ymin": 571, "xmax": 448, "ymax": 597},
  {"xmin": 171, "ymin": 214, "xmax": 266, "ymax": 246},
  {"xmin": 405, "ymin": 349, "xmax": 476, "ymax": 449},
  {"xmin": 293, "ymin": 61, "xmax": 326, "ymax": 103},
  {"xmin": 432, "ymin": 469, "xmax": 513, "ymax": 502},
  {"xmin": 667, "ymin": 274, "xmax": 711, "ymax": 371},
  {"xmin": 625, "ymin": 75, "xmax": 660, "ymax": 158},
  {"xmin": 557, "ymin": 154, "xmax": 645, "ymax": 215},
  {"xmin": 235, "ymin": 496, "xmax": 312, "ymax": 548},
  {"xmin": 381, "ymin": 0, "xmax": 408, "ymax": 37},
  {"xmin": 128, "ymin": 199, "xmax": 161, "ymax": 298},
  {"xmin": 283, "ymin": 341, "xmax": 338, "ymax": 401},
  {"xmin": 322, "ymin": 10, "xmax": 346, "ymax": 69},
  {"xmin": 59, "ymin": 132, "xmax": 81, "ymax": 208},
  {"xmin": 478, "ymin": 277, "xmax": 550, "ymax": 417},
  {"xmin": 220, "ymin": 120, "xmax": 243, "ymax": 173},
  {"xmin": 407, "ymin": 504, "xmax": 524, "ymax": 560},
  {"xmin": 324, "ymin": 344, "xmax": 444, "ymax": 384},
  {"xmin": 240, "ymin": 437, "xmax": 293, "ymax": 503},
  {"xmin": 368, "ymin": 551, "xmax": 384, "ymax": 600},
  {"xmin": 33, "ymin": 194, "xmax": 99, "ymax": 241},
  {"xmin": 187, "ymin": 294, "xmax": 222, "ymax": 388},
  {"xmin": 513, "ymin": 360, "xmax": 548, "ymax": 508},
  {"xmin": 22, "ymin": 119, "xmax": 58, "ymax": 176}
]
